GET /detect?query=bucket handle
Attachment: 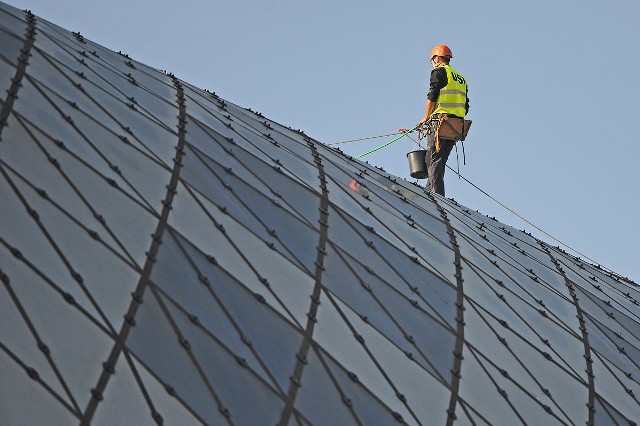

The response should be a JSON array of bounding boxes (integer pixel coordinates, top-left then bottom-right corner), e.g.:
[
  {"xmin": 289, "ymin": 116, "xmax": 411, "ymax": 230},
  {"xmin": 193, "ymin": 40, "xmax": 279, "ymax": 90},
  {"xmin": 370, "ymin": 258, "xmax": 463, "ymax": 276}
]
[{"xmin": 399, "ymin": 127, "xmax": 424, "ymax": 150}]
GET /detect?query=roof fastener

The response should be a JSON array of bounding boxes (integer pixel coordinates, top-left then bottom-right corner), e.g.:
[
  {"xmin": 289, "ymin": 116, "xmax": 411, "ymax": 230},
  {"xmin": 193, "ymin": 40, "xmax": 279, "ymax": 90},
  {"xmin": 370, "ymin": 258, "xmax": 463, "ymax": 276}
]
[
  {"xmin": 90, "ymin": 388, "xmax": 103, "ymax": 401},
  {"xmin": 37, "ymin": 342, "xmax": 50, "ymax": 355},
  {"xmin": 102, "ymin": 362, "xmax": 115, "ymax": 375},
  {"xmin": 62, "ymin": 292, "xmax": 75, "ymax": 304},
  {"xmin": 342, "ymin": 396, "xmax": 353, "ymax": 407},
  {"xmin": 124, "ymin": 314, "xmax": 136, "ymax": 326},
  {"xmin": 392, "ymin": 412, "xmax": 404, "ymax": 422},
  {"xmin": 71, "ymin": 271, "xmax": 83, "ymax": 284},
  {"xmin": 131, "ymin": 292, "xmax": 143, "ymax": 304},
  {"xmin": 27, "ymin": 208, "xmax": 39, "ymax": 220},
  {"xmin": 218, "ymin": 407, "xmax": 230, "ymax": 418},
  {"xmin": 179, "ymin": 338, "xmax": 191, "ymax": 350}
]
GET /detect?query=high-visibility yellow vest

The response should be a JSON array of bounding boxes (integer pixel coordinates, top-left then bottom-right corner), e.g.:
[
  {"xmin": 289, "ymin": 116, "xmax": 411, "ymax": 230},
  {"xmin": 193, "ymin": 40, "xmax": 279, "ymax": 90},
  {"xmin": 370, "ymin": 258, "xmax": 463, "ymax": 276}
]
[{"xmin": 432, "ymin": 65, "xmax": 467, "ymax": 118}]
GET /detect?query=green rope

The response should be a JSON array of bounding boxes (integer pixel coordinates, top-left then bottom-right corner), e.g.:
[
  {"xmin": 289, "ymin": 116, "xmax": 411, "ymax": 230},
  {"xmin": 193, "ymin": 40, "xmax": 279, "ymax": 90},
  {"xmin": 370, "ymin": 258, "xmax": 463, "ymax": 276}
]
[{"xmin": 354, "ymin": 122, "xmax": 421, "ymax": 158}]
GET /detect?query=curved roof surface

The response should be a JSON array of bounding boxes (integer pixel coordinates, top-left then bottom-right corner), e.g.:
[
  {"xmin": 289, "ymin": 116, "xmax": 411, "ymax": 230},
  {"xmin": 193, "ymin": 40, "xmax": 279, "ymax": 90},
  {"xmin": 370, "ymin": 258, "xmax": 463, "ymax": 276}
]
[{"xmin": 1, "ymin": 3, "xmax": 639, "ymax": 425}]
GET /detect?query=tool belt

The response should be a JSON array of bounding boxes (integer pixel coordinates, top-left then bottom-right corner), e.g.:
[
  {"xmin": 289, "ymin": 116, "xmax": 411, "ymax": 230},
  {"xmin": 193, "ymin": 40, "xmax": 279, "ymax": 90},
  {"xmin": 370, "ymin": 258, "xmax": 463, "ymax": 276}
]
[{"xmin": 418, "ymin": 114, "xmax": 472, "ymax": 152}]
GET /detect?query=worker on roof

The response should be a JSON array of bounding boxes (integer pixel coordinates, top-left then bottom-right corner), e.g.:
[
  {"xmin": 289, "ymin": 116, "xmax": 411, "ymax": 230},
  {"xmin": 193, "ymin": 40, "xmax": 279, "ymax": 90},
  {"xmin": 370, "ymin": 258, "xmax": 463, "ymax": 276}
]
[{"xmin": 421, "ymin": 44, "xmax": 469, "ymax": 196}]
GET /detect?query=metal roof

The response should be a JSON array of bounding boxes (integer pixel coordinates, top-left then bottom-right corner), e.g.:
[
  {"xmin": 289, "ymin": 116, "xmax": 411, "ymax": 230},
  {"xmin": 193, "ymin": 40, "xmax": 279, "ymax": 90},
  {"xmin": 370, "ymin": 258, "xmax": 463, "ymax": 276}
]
[{"xmin": 1, "ymin": 3, "xmax": 639, "ymax": 424}]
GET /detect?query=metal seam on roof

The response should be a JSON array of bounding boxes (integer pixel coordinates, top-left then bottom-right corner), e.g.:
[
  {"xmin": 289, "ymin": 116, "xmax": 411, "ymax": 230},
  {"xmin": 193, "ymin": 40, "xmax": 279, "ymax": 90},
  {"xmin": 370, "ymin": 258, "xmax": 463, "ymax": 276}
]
[
  {"xmin": 278, "ymin": 140, "xmax": 334, "ymax": 425},
  {"xmin": 0, "ymin": 10, "xmax": 34, "ymax": 137},
  {"xmin": 542, "ymin": 243, "xmax": 595, "ymax": 425},
  {"xmin": 433, "ymin": 200, "xmax": 466, "ymax": 424},
  {"xmin": 79, "ymin": 76, "xmax": 188, "ymax": 424}
]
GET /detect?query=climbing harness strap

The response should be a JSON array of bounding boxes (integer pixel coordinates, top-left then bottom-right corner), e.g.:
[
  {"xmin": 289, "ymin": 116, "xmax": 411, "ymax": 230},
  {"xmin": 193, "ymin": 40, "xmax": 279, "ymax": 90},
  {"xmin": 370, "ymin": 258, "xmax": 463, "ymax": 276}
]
[
  {"xmin": 417, "ymin": 114, "xmax": 448, "ymax": 152},
  {"xmin": 417, "ymin": 114, "xmax": 471, "ymax": 153}
]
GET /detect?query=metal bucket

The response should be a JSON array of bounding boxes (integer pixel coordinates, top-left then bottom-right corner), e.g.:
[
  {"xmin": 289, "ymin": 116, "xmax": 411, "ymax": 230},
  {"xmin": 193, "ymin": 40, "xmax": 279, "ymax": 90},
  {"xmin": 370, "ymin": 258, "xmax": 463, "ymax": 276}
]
[{"xmin": 407, "ymin": 150, "xmax": 428, "ymax": 179}]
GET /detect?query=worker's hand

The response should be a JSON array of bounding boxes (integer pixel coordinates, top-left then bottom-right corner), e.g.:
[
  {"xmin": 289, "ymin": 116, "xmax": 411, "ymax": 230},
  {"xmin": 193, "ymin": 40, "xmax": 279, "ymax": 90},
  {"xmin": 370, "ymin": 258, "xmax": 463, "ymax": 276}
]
[{"xmin": 398, "ymin": 128, "xmax": 409, "ymax": 133}]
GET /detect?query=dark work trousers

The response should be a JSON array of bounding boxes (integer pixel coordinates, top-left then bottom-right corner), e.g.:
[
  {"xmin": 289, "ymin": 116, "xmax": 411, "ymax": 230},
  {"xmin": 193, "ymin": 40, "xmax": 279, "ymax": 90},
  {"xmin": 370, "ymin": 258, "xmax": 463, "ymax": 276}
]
[{"xmin": 425, "ymin": 133, "xmax": 455, "ymax": 196}]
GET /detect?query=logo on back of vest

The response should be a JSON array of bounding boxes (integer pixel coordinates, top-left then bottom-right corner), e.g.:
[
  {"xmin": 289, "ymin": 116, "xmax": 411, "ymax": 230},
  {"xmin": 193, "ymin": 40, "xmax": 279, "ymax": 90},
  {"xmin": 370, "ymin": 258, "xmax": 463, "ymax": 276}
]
[{"xmin": 451, "ymin": 72, "xmax": 466, "ymax": 85}]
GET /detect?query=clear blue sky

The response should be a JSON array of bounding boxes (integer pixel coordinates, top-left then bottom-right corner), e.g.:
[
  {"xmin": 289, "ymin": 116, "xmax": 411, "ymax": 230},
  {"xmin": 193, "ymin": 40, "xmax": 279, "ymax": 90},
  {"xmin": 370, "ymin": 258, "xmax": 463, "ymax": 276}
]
[{"xmin": 7, "ymin": 0, "xmax": 640, "ymax": 281}]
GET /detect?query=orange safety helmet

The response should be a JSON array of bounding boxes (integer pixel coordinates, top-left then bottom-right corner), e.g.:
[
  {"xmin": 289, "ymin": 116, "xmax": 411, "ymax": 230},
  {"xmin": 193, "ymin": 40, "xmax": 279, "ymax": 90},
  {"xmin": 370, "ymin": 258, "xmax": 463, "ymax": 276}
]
[{"xmin": 430, "ymin": 44, "xmax": 453, "ymax": 60}]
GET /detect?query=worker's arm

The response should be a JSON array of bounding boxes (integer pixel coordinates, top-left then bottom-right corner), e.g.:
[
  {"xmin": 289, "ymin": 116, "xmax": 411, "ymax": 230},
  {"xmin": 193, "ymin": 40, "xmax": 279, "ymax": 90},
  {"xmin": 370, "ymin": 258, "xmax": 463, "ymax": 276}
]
[
  {"xmin": 422, "ymin": 99, "xmax": 436, "ymax": 123},
  {"xmin": 422, "ymin": 67, "xmax": 447, "ymax": 123}
]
